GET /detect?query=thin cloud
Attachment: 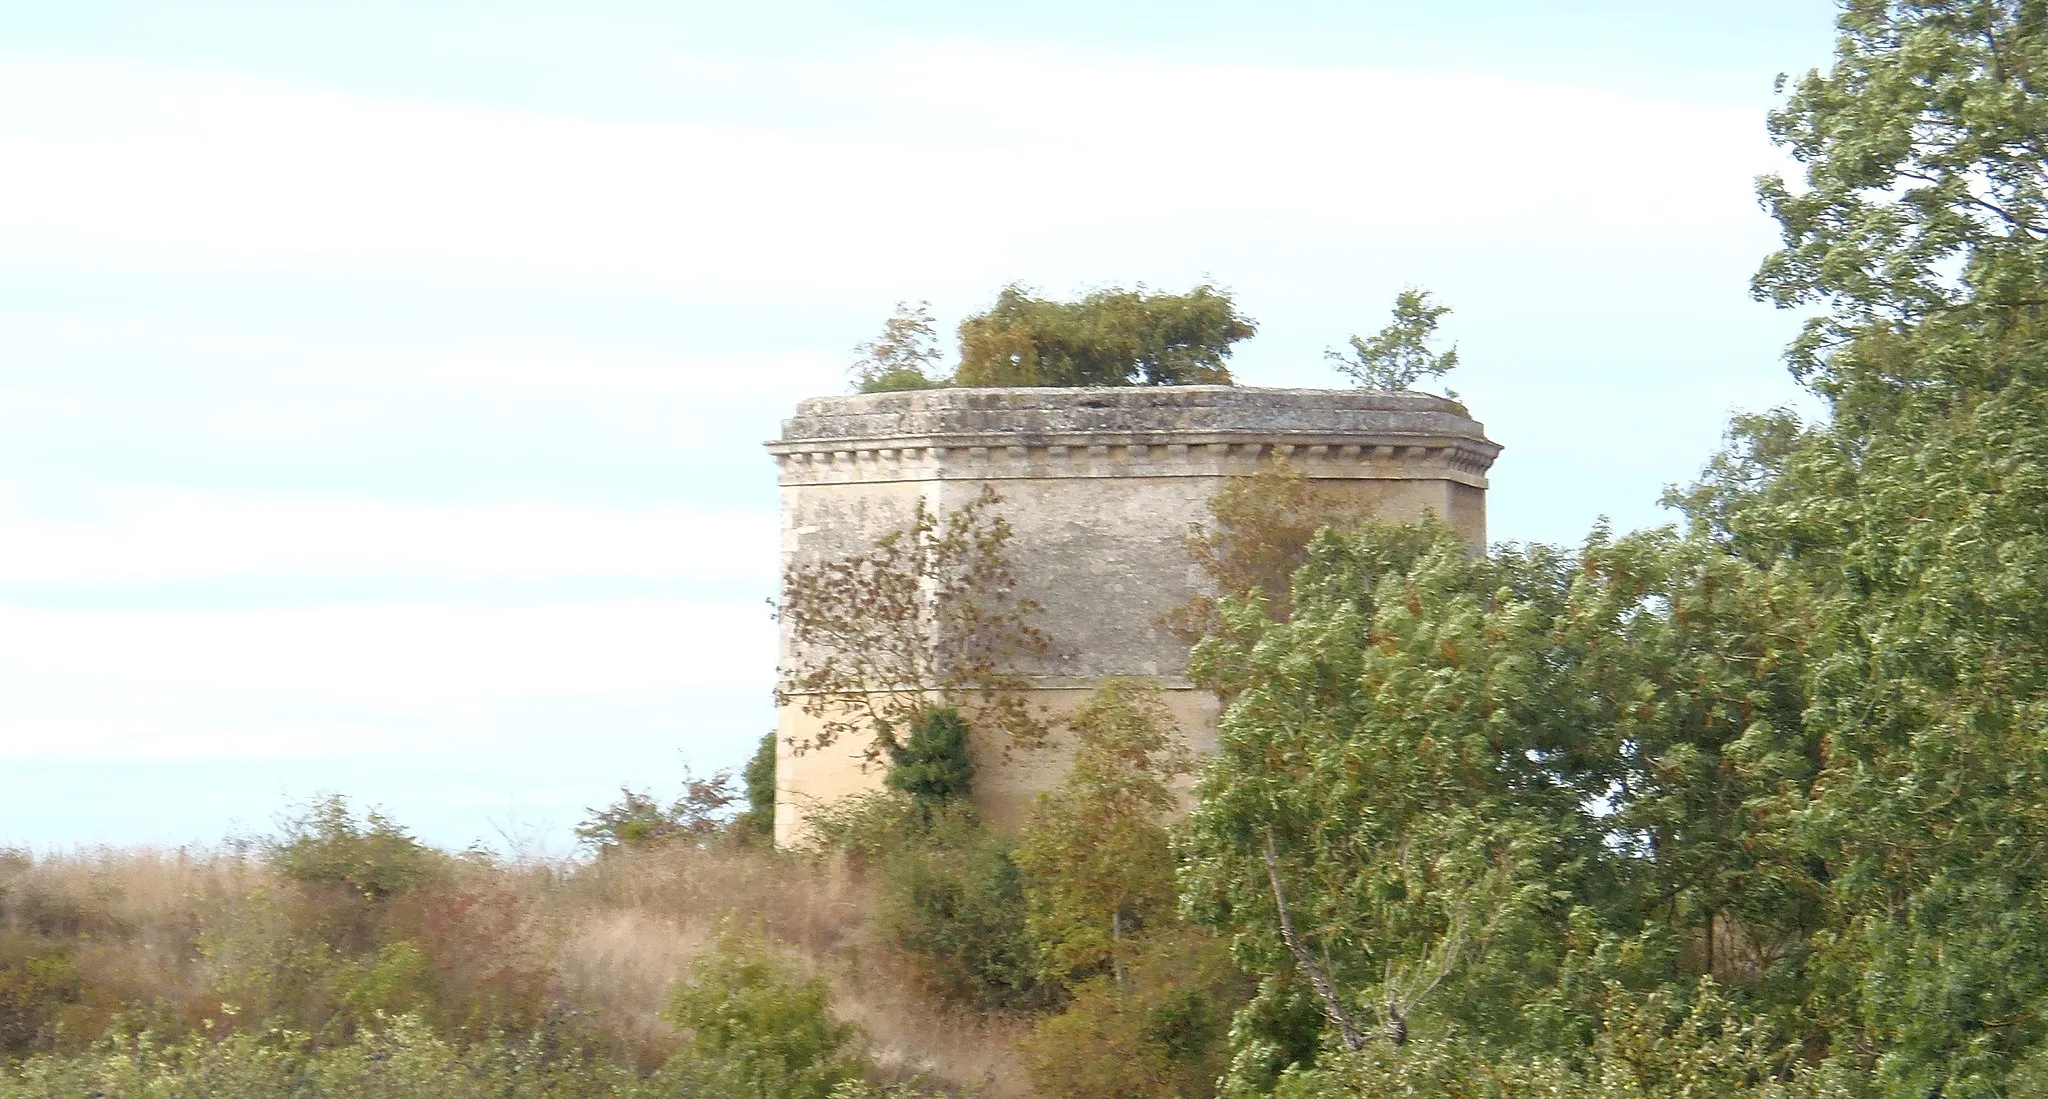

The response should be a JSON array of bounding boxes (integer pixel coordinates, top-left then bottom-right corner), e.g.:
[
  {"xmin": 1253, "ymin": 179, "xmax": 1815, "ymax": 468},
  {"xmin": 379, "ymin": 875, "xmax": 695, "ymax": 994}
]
[
  {"xmin": 0, "ymin": 488, "xmax": 773, "ymax": 585},
  {"xmin": 0, "ymin": 600, "xmax": 770, "ymax": 711},
  {"xmin": 0, "ymin": 50, "xmax": 1772, "ymax": 290}
]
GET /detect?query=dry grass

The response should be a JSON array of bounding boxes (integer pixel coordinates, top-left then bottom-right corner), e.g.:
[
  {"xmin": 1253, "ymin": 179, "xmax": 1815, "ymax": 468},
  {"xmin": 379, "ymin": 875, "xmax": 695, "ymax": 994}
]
[
  {"xmin": 552, "ymin": 845, "xmax": 1031, "ymax": 1093},
  {"xmin": 0, "ymin": 847, "xmax": 256, "ymax": 1034},
  {"xmin": 0, "ymin": 842, "xmax": 1031, "ymax": 1095},
  {"xmin": 836, "ymin": 980, "xmax": 1035, "ymax": 1098}
]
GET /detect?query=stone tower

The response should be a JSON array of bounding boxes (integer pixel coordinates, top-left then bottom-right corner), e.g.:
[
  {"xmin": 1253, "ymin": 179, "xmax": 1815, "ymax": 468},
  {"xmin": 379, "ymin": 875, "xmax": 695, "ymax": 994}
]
[{"xmin": 765, "ymin": 386, "xmax": 1500, "ymax": 846}]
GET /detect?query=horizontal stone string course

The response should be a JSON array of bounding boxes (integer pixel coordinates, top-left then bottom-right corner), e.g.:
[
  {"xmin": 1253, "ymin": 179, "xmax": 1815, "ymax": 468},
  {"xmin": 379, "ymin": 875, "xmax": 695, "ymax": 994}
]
[{"xmin": 769, "ymin": 438, "xmax": 1497, "ymax": 484}]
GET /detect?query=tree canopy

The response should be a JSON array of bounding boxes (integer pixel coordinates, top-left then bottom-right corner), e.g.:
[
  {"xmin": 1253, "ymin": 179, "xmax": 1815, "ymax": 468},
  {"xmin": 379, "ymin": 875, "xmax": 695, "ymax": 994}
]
[
  {"xmin": 851, "ymin": 284, "xmax": 1256, "ymax": 392},
  {"xmin": 954, "ymin": 283, "xmax": 1254, "ymax": 387},
  {"xmin": 1176, "ymin": 3, "xmax": 2048, "ymax": 1094}
]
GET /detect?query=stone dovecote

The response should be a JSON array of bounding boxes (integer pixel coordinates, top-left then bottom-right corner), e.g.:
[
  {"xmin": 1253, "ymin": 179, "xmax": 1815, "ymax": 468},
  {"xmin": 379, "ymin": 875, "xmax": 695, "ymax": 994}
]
[{"xmin": 765, "ymin": 386, "xmax": 1500, "ymax": 846}]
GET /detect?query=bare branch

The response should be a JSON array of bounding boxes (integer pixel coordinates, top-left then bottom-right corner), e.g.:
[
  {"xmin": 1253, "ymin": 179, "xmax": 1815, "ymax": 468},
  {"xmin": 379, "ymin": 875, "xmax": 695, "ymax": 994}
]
[{"xmin": 1264, "ymin": 829, "xmax": 1367, "ymax": 1052}]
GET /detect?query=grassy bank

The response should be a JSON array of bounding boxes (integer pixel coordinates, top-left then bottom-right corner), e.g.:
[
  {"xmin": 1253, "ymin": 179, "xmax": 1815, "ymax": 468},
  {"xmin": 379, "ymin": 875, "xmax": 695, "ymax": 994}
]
[{"xmin": 0, "ymin": 807, "xmax": 1032, "ymax": 1098}]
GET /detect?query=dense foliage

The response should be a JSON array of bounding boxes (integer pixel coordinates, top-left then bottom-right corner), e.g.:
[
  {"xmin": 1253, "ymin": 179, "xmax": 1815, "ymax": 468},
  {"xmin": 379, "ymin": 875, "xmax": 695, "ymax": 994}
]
[
  {"xmin": 851, "ymin": 284, "xmax": 1256, "ymax": 392},
  {"xmin": 1015, "ymin": 682, "xmax": 1248, "ymax": 1099},
  {"xmin": 1015, "ymin": 683, "xmax": 1187, "ymax": 991},
  {"xmin": 741, "ymin": 731, "xmax": 777, "ymax": 838},
  {"xmin": 953, "ymin": 284, "xmax": 1254, "ymax": 387},
  {"xmin": 1176, "ymin": 3, "xmax": 2048, "ymax": 1094},
  {"xmin": 884, "ymin": 708, "xmax": 977, "ymax": 823}
]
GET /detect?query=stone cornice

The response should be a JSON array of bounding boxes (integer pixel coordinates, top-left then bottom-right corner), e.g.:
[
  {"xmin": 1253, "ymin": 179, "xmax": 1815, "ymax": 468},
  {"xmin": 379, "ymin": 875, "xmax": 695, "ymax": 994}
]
[{"xmin": 766, "ymin": 386, "xmax": 1501, "ymax": 487}]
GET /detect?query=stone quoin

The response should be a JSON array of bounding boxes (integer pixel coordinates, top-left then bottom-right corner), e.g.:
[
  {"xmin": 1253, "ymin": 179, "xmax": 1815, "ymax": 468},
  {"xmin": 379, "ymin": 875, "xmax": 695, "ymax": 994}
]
[{"xmin": 765, "ymin": 385, "xmax": 1501, "ymax": 847}]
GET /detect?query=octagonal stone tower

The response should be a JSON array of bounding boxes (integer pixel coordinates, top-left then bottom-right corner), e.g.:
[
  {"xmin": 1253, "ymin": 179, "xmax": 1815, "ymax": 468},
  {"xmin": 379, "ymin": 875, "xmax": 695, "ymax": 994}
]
[{"xmin": 765, "ymin": 386, "xmax": 1500, "ymax": 847}]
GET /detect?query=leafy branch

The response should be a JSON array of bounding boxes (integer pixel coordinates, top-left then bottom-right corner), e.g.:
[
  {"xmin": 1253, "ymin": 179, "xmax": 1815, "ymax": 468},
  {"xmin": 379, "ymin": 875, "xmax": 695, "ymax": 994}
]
[
  {"xmin": 775, "ymin": 485, "xmax": 1050, "ymax": 759},
  {"xmin": 1327, "ymin": 288, "xmax": 1460, "ymax": 394}
]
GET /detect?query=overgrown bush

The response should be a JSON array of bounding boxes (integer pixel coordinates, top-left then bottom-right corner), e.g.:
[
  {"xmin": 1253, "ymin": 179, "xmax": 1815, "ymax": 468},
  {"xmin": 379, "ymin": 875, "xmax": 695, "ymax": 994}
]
[
  {"xmin": 1019, "ymin": 929, "xmax": 1245, "ymax": 1099},
  {"xmin": 0, "ymin": 950, "xmax": 87, "ymax": 1061},
  {"xmin": 266, "ymin": 794, "xmax": 436, "ymax": 901},
  {"xmin": 662, "ymin": 933, "xmax": 863, "ymax": 1099},
  {"xmin": 883, "ymin": 708, "xmax": 974, "ymax": 824},
  {"xmin": 871, "ymin": 810, "xmax": 1052, "ymax": 1015},
  {"xmin": 576, "ymin": 773, "xmax": 740, "ymax": 855},
  {"xmin": 1014, "ymin": 682, "xmax": 1247, "ymax": 1098}
]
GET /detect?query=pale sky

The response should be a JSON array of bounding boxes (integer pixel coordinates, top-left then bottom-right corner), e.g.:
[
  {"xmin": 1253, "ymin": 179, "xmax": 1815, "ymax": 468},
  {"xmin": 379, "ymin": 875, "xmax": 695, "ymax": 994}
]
[{"xmin": 1, "ymin": 2, "xmax": 1840, "ymax": 851}]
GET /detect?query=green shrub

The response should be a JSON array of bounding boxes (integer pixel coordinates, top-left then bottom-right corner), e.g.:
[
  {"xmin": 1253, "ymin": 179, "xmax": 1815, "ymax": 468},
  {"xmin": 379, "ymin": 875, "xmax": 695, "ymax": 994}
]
[
  {"xmin": 1020, "ymin": 929, "xmax": 1247, "ymax": 1099},
  {"xmin": 882, "ymin": 708, "xmax": 973, "ymax": 822},
  {"xmin": 267, "ymin": 795, "xmax": 434, "ymax": 901},
  {"xmin": 0, "ymin": 952, "xmax": 82, "ymax": 1060},
  {"xmin": 662, "ymin": 934, "xmax": 862, "ymax": 1099},
  {"xmin": 344, "ymin": 939, "xmax": 435, "ymax": 1019},
  {"xmin": 856, "ymin": 367, "xmax": 943, "ymax": 394},
  {"xmin": 873, "ymin": 810, "xmax": 1053, "ymax": 1014}
]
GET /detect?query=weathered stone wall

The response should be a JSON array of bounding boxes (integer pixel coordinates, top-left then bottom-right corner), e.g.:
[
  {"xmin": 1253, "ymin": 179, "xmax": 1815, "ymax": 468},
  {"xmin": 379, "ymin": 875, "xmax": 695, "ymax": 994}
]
[{"xmin": 765, "ymin": 386, "xmax": 1499, "ymax": 846}]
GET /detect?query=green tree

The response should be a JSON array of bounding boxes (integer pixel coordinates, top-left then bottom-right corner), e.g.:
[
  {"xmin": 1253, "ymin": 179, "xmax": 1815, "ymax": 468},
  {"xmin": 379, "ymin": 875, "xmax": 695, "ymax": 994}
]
[
  {"xmin": 1754, "ymin": 0, "xmax": 2048, "ymax": 389},
  {"xmin": 1325, "ymin": 288, "xmax": 1459, "ymax": 393},
  {"xmin": 1015, "ymin": 681, "xmax": 1187, "ymax": 989},
  {"xmin": 872, "ymin": 810, "xmax": 1052, "ymax": 1013},
  {"xmin": 851, "ymin": 301, "xmax": 946, "ymax": 394},
  {"xmin": 1727, "ymin": 1, "xmax": 2048, "ymax": 1090},
  {"xmin": 1014, "ymin": 681, "xmax": 1247, "ymax": 1099},
  {"xmin": 954, "ymin": 283, "xmax": 1255, "ymax": 387},
  {"xmin": 739, "ymin": 731, "xmax": 777, "ymax": 838},
  {"xmin": 1182, "ymin": 4, "xmax": 2048, "ymax": 1094},
  {"xmin": 1179, "ymin": 521, "xmax": 1818, "ymax": 1089}
]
